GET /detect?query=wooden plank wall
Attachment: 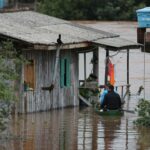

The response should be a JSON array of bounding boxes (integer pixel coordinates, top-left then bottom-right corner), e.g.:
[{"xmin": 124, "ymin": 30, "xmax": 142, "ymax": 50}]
[{"xmin": 18, "ymin": 49, "xmax": 79, "ymax": 113}]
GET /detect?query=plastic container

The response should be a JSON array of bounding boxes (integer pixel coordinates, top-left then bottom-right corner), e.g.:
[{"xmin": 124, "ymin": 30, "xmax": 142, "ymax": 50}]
[
  {"xmin": 0, "ymin": 0, "xmax": 5, "ymax": 8},
  {"xmin": 136, "ymin": 7, "xmax": 150, "ymax": 28}
]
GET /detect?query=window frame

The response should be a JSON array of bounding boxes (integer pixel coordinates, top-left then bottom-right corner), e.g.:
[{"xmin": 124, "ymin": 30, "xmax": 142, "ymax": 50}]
[{"xmin": 60, "ymin": 57, "xmax": 71, "ymax": 88}]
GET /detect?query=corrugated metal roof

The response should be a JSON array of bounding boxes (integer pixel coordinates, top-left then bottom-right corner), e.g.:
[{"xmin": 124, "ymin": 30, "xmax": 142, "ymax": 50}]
[
  {"xmin": 0, "ymin": 11, "xmax": 117, "ymax": 45},
  {"xmin": 95, "ymin": 37, "xmax": 142, "ymax": 50}
]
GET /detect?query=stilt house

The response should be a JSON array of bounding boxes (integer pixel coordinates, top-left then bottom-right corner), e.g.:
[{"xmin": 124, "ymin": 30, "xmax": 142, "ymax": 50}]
[{"xmin": 0, "ymin": 11, "xmax": 141, "ymax": 113}]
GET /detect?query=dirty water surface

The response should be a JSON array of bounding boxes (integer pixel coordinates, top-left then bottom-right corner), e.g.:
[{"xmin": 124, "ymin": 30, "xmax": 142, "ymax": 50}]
[{"xmin": 0, "ymin": 105, "xmax": 150, "ymax": 150}]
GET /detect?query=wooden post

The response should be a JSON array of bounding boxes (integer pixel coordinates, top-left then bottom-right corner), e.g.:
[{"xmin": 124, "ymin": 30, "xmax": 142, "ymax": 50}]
[
  {"xmin": 41, "ymin": 44, "xmax": 62, "ymax": 91},
  {"xmin": 127, "ymin": 49, "xmax": 129, "ymax": 85},
  {"xmin": 137, "ymin": 27, "xmax": 146, "ymax": 44},
  {"xmin": 15, "ymin": 0, "xmax": 18, "ymax": 8},
  {"xmin": 84, "ymin": 52, "xmax": 86, "ymax": 81},
  {"xmin": 93, "ymin": 47, "xmax": 99, "ymax": 82},
  {"xmin": 127, "ymin": 49, "xmax": 130, "ymax": 99},
  {"xmin": 52, "ymin": 45, "xmax": 61, "ymax": 85},
  {"xmin": 105, "ymin": 49, "xmax": 109, "ymax": 85},
  {"xmin": 34, "ymin": 0, "xmax": 37, "ymax": 11},
  {"xmin": 121, "ymin": 86, "xmax": 124, "ymax": 100}
]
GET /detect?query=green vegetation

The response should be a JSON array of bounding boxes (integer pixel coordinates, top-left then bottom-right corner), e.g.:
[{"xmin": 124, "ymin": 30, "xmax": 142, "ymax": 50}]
[
  {"xmin": 134, "ymin": 99, "xmax": 150, "ymax": 127},
  {"xmin": 79, "ymin": 74, "xmax": 99, "ymax": 105},
  {"xmin": 0, "ymin": 41, "xmax": 24, "ymax": 132},
  {"xmin": 37, "ymin": 0, "xmax": 150, "ymax": 20}
]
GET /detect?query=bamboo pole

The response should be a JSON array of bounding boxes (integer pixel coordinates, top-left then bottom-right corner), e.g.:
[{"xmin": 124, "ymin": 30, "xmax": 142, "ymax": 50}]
[{"xmin": 42, "ymin": 44, "xmax": 62, "ymax": 91}]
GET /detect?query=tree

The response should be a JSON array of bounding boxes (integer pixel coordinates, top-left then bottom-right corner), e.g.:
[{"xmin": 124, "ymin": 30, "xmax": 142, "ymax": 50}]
[
  {"xmin": 37, "ymin": 0, "xmax": 150, "ymax": 20},
  {"xmin": 0, "ymin": 41, "xmax": 24, "ymax": 132},
  {"xmin": 134, "ymin": 99, "xmax": 150, "ymax": 127}
]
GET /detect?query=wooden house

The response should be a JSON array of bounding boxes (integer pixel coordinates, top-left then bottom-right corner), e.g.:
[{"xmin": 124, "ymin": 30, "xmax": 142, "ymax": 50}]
[{"xmin": 0, "ymin": 11, "xmax": 141, "ymax": 113}]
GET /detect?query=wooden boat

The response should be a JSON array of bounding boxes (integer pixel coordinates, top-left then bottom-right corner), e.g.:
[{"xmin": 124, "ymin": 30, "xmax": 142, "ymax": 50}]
[{"xmin": 94, "ymin": 107, "xmax": 124, "ymax": 116}]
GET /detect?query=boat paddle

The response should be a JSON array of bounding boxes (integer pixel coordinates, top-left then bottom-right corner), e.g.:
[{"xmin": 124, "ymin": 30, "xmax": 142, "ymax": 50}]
[{"xmin": 122, "ymin": 109, "xmax": 135, "ymax": 114}]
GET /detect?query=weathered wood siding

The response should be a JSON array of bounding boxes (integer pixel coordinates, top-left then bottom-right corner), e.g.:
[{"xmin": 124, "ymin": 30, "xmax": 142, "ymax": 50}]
[{"xmin": 18, "ymin": 49, "xmax": 79, "ymax": 113}]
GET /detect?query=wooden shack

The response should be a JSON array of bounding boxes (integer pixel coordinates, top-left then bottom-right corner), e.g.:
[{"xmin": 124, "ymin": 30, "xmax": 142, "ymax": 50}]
[{"xmin": 0, "ymin": 11, "xmax": 141, "ymax": 113}]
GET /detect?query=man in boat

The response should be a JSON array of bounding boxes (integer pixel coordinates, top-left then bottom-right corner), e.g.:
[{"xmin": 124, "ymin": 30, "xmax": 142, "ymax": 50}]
[{"xmin": 101, "ymin": 84, "xmax": 121, "ymax": 110}]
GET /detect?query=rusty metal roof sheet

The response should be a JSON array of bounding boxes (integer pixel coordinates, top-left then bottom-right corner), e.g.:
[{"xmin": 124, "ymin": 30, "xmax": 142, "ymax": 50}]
[{"xmin": 0, "ymin": 11, "xmax": 117, "ymax": 45}]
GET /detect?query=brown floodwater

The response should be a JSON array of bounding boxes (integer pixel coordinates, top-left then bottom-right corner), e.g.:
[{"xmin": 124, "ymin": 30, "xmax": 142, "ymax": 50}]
[
  {"xmin": 0, "ymin": 103, "xmax": 150, "ymax": 150},
  {"xmin": 0, "ymin": 22, "xmax": 150, "ymax": 150}
]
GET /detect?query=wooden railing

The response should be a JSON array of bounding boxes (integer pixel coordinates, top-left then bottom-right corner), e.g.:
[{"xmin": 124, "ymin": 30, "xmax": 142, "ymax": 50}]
[
  {"xmin": 79, "ymin": 80, "xmax": 99, "ymax": 105},
  {"xmin": 115, "ymin": 84, "xmax": 130, "ymax": 101},
  {"xmin": 79, "ymin": 80, "xmax": 130, "ymax": 104},
  {"xmin": 79, "ymin": 80, "xmax": 98, "ymax": 89}
]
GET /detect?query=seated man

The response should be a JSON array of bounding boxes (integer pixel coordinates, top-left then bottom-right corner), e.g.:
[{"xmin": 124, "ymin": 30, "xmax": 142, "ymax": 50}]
[{"xmin": 101, "ymin": 84, "xmax": 121, "ymax": 110}]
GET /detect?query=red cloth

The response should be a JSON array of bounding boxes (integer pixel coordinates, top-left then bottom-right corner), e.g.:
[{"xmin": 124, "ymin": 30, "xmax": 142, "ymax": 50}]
[{"xmin": 108, "ymin": 59, "xmax": 115, "ymax": 86}]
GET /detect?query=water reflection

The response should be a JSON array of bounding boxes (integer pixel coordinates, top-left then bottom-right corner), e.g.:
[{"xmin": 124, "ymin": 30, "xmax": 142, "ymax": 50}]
[
  {"xmin": 0, "ymin": 107, "xmax": 150, "ymax": 150},
  {"xmin": 100, "ymin": 116, "xmax": 121, "ymax": 150},
  {"xmin": 0, "ymin": 108, "xmax": 78, "ymax": 150},
  {"xmin": 136, "ymin": 127, "xmax": 150, "ymax": 150},
  {"xmin": 78, "ymin": 108, "xmax": 122, "ymax": 150},
  {"xmin": 78, "ymin": 107, "xmax": 150, "ymax": 150}
]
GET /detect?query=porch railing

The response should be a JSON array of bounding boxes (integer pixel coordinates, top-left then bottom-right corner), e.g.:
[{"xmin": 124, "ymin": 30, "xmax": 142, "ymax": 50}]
[
  {"xmin": 115, "ymin": 84, "xmax": 130, "ymax": 102},
  {"xmin": 79, "ymin": 80, "xmax": 130, "ymax": 104}
]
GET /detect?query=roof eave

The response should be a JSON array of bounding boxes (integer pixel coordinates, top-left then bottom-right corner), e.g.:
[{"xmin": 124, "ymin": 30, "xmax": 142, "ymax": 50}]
[
  {"xmin": 94, "ymin": 43, "xmax": 143, "ymax": 51},
  {"xmin": 33, "ymin": 42, "xmax": 92, "ymax": 50}
]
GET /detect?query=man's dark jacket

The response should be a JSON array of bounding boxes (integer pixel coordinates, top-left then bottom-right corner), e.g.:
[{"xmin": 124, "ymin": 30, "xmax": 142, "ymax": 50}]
[{"xmin": 102, "ymin": 91, "xmax": 121, "ymax": 110}]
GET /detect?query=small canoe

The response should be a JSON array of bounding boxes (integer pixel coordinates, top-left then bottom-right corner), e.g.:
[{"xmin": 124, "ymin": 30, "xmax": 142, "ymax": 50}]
[{"xmin": 94, "ymin": 107, "xmax": 124, "ymax": 116}]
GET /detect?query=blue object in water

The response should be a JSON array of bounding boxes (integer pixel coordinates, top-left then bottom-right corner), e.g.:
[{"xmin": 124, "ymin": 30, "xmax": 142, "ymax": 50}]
[
  {"xmin": 100, "ymin": 89, "xmax": 108, "ymax": 105},
  {"xmin": 136, "ymin": 7, "xmax": 150, "ymax": 28}
]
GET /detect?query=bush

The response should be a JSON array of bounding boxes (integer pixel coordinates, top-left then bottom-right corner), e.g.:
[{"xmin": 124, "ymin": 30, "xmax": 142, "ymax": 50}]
[
  {"xmin": 134, "ymin": 99, "xmax": 150, "ymax": 127},
  {"xmin": 0, "ymin": 41, "xmax": 24, "ymax": 133}
]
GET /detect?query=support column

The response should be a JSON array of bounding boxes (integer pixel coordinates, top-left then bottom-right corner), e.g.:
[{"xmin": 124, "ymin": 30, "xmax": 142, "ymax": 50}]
[
  {"xmin": 127, "ymin": 49, "xmax": 130, "ymax": 99},
  {"xmin": 105, "ymin": 49, "xmax": 109, "ymax": 85},
  {"xmin": 137, "ymin": 27, "xmax": 146, "ymax": 44},
  {"xmin": 15, "ymin": 0, "xmax": 18, "ymax": 8},
  {"xmin": 93, "ymin": 47, "xmax": 99, "ymax": 82},
  {"xmin": 84, "ymin": 52, "xmax": 86, "ymax": 80},
  {"xmin": 127, "ymin": 49, "xmax": 129, "ymax": 85},
  {"xmin": 34, "ymin": 0, "xmax": 37, "ymax": 11}
]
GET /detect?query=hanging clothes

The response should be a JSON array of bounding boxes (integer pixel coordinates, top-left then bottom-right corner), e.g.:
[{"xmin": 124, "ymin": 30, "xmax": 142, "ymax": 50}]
[{"xmin": 108, "ymin": 58, "xmax": 115, "ymax": 86}]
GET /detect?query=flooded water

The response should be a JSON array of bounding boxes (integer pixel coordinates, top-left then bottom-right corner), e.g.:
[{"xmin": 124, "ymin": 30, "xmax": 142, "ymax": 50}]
[
  {"xmin": 0, "ymin": 22, "xmax": 150, "ymax": 150},
  {"xmin": 0, "ymin": 105, "xmax": 150, "ymax": 150}
]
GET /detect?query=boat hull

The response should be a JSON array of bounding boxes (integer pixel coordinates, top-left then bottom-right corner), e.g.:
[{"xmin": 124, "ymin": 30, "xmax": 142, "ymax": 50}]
[{"xmin": 95, "ymin": 108, "xmax": 124, "ymax": 116}]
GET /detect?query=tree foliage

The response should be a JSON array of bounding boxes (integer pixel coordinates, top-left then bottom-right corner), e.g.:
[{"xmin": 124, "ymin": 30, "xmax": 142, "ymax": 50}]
[
  {"xmin": 37, "ymin": 0, "xmax": 150, "ymax": 20},
  {"xmin": 0, "ymin": 41, "xmax": 24, "ymax": 132},
  {"xmin": 134, "ymin": 99, "xmax": 150, "ymax": 127},
  {"xmin": 0, "ymin": 41, "xmax": 23, "ymax": 102}
]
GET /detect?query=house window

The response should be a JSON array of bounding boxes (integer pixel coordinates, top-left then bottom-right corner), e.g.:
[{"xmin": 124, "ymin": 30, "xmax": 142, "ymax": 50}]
[
  {"xmin": 60, "ymin": 57, "xmax": 71, "ymax": 88},
  {"xmin": 24, "ymin": 60, "xmax": 35, "ymax": 90}
]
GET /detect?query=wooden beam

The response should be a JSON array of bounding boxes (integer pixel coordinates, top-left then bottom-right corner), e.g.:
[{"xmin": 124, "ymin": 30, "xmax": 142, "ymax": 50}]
[
  {"xmin": 34, "ymin": 42, "xmax": 90, "ymax": 50},
  {"xmin": 105, "ymin": 49, "xmax": 109, "ymax": 85},
  {"xmin": 79, "ymin": 94, "xmax": 92, "ymax": 106}
]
